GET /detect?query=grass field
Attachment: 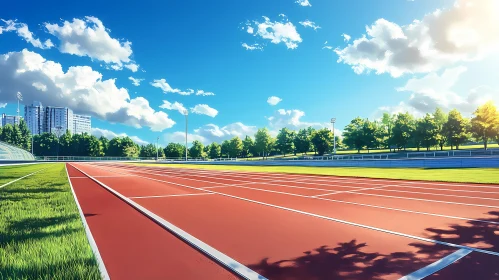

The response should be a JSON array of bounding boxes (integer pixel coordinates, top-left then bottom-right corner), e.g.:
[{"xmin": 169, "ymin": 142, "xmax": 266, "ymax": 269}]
[
  {"xmin": 0, "ymin": 164, "xmax": 101, "ymax": 280},
  {"xmin": 132, "ymin": 163, "xmax": 499, "ymax": 184}
]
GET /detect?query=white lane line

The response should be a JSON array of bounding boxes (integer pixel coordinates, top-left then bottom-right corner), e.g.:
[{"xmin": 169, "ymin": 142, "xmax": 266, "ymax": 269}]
[
  {"xmin": 93, "ymin": 164, "xmax": 499, "ymax": 225},
  {"xmin": 336, "ymin": 191, "xmax": 499, "ymax": 209},
  {"xmin": 71, "ymin": 164, "xmax": 267, "ymax": 280},
  {"xmin": 399, "ymin": 249, "xmax": 473, "ymax": 280},
  {"xmin": 65, "ymin": 165, "xmax": 110, "ymax": 280},
  {"xmin": 130, "ymin": 193, "xmax": 215, "ymax": 199},
  {"xmin": 366, "ymin": 188, "xmax": 499, "ymax": 202},
  {"xmin": 92, "ymin": 164, "xmax": 499, "ymax": 257},
  {"xmin": 312, "ymin": 185, "xmax": 396, "ymax": 198},
  {"xmin": 0, "ymin": 166, "xmax": 51, "ymax": 189}
]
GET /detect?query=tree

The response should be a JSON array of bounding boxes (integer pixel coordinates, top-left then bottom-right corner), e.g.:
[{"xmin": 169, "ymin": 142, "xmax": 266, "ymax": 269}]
[
  {"xmin": 208, "ymin": 142, "xmax": 221, "ymax": 159},
  {"xmin": 203, "ymin": 145, "xmax": 210, "ymax": 157},
  {"xmin": 34, "ymin": 133, "xmax": 59, "ymax": 156},
  {"xmin": 294, "ymin": 128, "xmax": 311, "ymax": 155},
  {"xmin": 99, "ymin": 136, "xmax": 109, "ymax": 155},
  {"xmin": 59, "ymin": 130, "xmax": 73, "ymax": 156},
  {"xmin": 254, "ymin": 128, "xmax": 274, "ymax": 159},
  {"xmin": 381, "ymin": 113, "xmax": 395, "ymax": 151},
  {"xmin": 157, "ymin": 146, "xmax": 165, "ymax": 158},
  {"xmin": 139, "ymin": 143, "xmax": 158, "ymax": 158},
  {"xmin": 0, "ymin": 124, "xmax": 14, "ymax": 145},
  {"xmin": 221, "ymin": 140, "xmax": 231, "ymax": 158},
  {"xmin": 307, "ymin": 127, "xmax": 317, "ymax": 154},
  {"xmin": 310, "ymin": 128, "xmax": 334, "ymax": 156},
  {"xmin": 471, "ymin": 101, "xmax": 499, "ymax": 150},
  {"xmin": 18, "ymin": 119, "xmax": 31, "ymax": 151},
  {"xmin": 189, "ymin": 140, "xmax": 204, "ymax": 158},
  {"xmin": 391, "ymin": 112, "xmax": 416, "ymax": 151},
  {"xmin": 164, "ymin": 143, "xmax": 186, "ymax": 158},
  {"xmin": 343, "ymin": 117, "xmax": 365, "ymax": 153},
  {"xmin": 362, "ymin": 119, "xmax": 383, "ymax": 153},
  {"xmin": 443, "ymin": 109, "xmax": 470, "ymax": 150},
  {"xmin": 415, "ymin": 114, "xmax": 439, "ymax": 151},
  {"xmin": 241, "ymin": 136, "xmax": 254, "ymax": 158},
  {"xmin": 228, "ymin": 136, "xmax": 243, "ymax": 158},
  {"xmin": 433, "ymin": 108, "xmax": 448, "ymax": 151},
  {"xmin": 275, "ymin": 128, "xmax": 295, "ymax": 156},
  {"xmin": 107, "ymin": 136, "xmax": 139, "ymax": 157}
]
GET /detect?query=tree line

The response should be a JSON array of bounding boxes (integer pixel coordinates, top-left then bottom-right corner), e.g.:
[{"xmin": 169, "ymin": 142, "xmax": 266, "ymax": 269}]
[{"xmin": 1, "ymin": 102, "xmax": 498, "ymax": 158}]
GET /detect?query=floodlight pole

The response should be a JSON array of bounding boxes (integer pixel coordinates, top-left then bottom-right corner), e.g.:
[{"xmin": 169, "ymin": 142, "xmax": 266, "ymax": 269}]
[
  {"xmin": 185, "ymin": 110, "xmax": 188, "ymax": 161},
  {"xmin": 331, "ymin": 118, "xmax": 336, "ymax": 155},
  {"xmin": 156, "ymin": 136, "xmax": 159, "ymax": 160}
]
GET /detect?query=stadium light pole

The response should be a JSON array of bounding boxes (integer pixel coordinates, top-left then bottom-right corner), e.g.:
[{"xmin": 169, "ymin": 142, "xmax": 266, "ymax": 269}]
[
  {"xmin": 184, "ymin": 109, "xmax": 188, "ymax": 161},
  {"xmin": 331, "ymin": 118, "xmax": 336, "ymax": 155},
  {"xmin": 16, "ymin": 92, "xmax": 23, "ymax": 123},
  {"xmin": 156, "ymin": 136, "xmax": 159, "ymax": 160}
]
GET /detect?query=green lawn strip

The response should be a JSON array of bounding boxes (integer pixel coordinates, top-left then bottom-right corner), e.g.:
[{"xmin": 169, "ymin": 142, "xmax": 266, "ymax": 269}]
[
  {"xmin": 0, "ymin": 163, "xmax": 101, "ymax": 280},
  {"xmin": 130, "ymin": 163, "xmax": 499, "ymax": 184},
  {"xmin": 0, "ymin": 164, "xmax": 48, "ymax": 186}
]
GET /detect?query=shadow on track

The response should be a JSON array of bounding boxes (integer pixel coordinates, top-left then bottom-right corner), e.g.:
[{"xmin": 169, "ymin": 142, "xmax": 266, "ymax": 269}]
[{"xmin": 247, "ymin": 212, "xmax": 499, "ymax": 280}]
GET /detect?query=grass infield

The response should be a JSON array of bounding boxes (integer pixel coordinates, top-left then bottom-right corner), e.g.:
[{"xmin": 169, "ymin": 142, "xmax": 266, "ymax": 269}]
[
  {"xmin": 131, "ymin": 163, "xmax": 499, "ymax": 184},
  {"xmin": 0, "ymin": 163, "xmax": 101, "ymax": 280}
]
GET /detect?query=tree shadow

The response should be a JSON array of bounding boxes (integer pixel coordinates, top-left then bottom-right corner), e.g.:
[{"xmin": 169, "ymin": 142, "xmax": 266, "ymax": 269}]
[
  {"xmin": 0, "ymin": 258, "xmax": 101, "ymax": 280},
  {"xmin": 0, "ymin": 215, "xmax": 79, "ymax": 246},
  {"xmin": 248, "ymin": 211, "xmax": 499, "ymax": 280}
]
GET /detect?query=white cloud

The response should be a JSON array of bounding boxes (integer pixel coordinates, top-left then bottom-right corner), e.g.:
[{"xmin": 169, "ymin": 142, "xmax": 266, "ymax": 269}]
[
  {"xmin": 267, "ymin": 108, "xmax": 342, "ymax": 136},
  {"xmin": 299, "ymin": 20, "xmax": 321, "ymax": 31},
  {"xmin": 45, "ymin": 16, "xmax": 137, "ymax": 71},
  {"xmin": 267, "ymin": 96, "xmax": 282, "ymax": 106},
  {"xmin": 0, "ymin": 19, "xmax": 53, "ymax": 49},
  {"xmin": 124, "ymin": 63, "xmax": 139, "ymax": 72},
  {"xmin": 323, "ymin": 41, "xmax": 333, "ymax": 50},
  {"xmin": 128, "ymin": 76, "xmax": 144, "ymax": 86},
  {"xmin": 247, "ymin": 26, "xmax": 254, "ymax": 34},
  {"xmin": 0, "ymin": 49, "xmax": 174, "ymax": 132},
  {"xmin": 91, "ymin": 127, "xmax": 148, "ymax": 145},
  {"xmin": 151, "ymin": 79, "xmax": 212, "ymax": 96},
  {"xmin": 246, "ymin": 16, "xmax": 302, "ymax": 49},
  {"xmin": 159, "ymin": 100, "xmax": 187, "ymax": 115},
  {"xmin": 335, "ymin": 0, "xmax": 499, "ymax": 77},
  {"xmin": 296, "ymin": 0, "xmax": 312, "ymax": 7},
  {"xmin": 242, "ymin": 43, "xmax": 264, "ymax": 51},
  {"xmin": 394, "ymin": 66, "xmax": 499, "ymax": 115},
  {"xmin": 190, "ymin": 104, "xmax": 218, "ymax": 117},
  {"xmin": 342, "ymin": 33, "xmax": 351, "ymax": 42},
  {"xmin": 0, "ymin": 103, "xmax": 6, "ymax": 108},
  {"xmin": 165, "ymin": 122, "xmax": 258, "ymax": 145}
]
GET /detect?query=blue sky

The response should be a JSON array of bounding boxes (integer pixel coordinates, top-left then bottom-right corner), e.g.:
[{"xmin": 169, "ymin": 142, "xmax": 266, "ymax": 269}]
[{"xmin": 1, "ymin": 0, "xmax": 498, "ymax": 146}]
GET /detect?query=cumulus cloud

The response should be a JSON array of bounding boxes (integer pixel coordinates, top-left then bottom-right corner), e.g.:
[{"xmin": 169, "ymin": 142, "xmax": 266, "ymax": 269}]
[
  {"xmin": 190, "ymin": 104, "xmax": 218, "ymax": 117},
  {"xmin": 242, "ymin": 43, "xmax": 264, "ymax": 51},
  {"xmin": 45, "ymin": 16, "xmax": 137, "ymax": 71},
  {"xmin": 0, "ymin": 49, "xmax": 174, "ymax": 132},
  {"xmin": 244, "ymin": 16, "xmax": 302, "ymax": 49},
  {"xmin": 128, "ymin": 76, "xmax": 144, "ymax": 86},
  {"xmin": 0, "ymin": 103, "xmax": 6, "ymax": 108},
  {"xmin": 165, "ymin": 122, "xmax": 258, "ymax": 145},
  {"xmin": 394, "ymin": 66, "xmax": 499, "ymax": 115},
  {"xmin": 342, "ymin": 33, "xmax": 351, "ymax": 42},
  {"xmin": 267, "ymin": 109, "xmax": 342, "ymax": 136},
  {"xmin": 299, "ymin": 20, "xmax": 321, "ymax": 30},
  {"xmin": 0, "ymin": 19, "xmax": 53, "ymax": 49},
  {"xmin": 151, "ymin": 79, "xmax": 213, "ymax": 96},
  {"xmin": 91, "ymin": 127, "xmax": 148, "ymax": 145},
  {"xmin": 159, "ymin": 100, "xmax": 187, "ymax": 115},
  {"xmin": 196, "ymin": 90, "xmax": 215, "ymax": 96},
  {"xmin": 335, "ymin": 0, "xmax": 499, "ymax": 77},
  {"xmin": 267, "ymin": 96, "xmax": 282, "ymax": 106},
  {"xmin": 296, "ymin": 0, "xmax": 312, "ymax": 7}
]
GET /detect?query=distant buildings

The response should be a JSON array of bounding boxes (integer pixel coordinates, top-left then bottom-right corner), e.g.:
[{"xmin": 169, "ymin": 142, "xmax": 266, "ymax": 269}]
[
  {"xmin": 1, "ymin": 113, "xmax": 21, "ymax": 127},
  {"xmin": 23, "ymin": 102, "xmax": 91, "ymax": 135}
]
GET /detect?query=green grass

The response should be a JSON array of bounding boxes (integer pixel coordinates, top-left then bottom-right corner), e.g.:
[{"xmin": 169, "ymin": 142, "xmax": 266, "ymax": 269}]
[
  {"xmin": 0, "ymin": 164, "xmax": 101, "ymax": 280},
  {"xmin": 0, "ymin": 164, "xmax": 49, "ymax": 186},
  {"xmin": 131, "ymin": 163, "xmax": 499, "ymax": 184}
]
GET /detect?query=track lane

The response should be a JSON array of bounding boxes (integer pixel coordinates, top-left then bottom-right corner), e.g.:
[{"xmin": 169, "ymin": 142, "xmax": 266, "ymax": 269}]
[{"xmin": 67, "ymin": 164, "xmax": 240, "ymax": 280}]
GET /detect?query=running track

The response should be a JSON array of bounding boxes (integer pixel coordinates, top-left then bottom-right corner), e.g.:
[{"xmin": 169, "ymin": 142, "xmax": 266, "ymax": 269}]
[{"xmin": 67, "ymin": 162, "xmax": 499, "ymax": 280}]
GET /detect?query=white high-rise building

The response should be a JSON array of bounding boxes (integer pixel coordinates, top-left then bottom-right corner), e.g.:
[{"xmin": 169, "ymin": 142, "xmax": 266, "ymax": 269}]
[
  {"xmin": 73, "ymin": 114, "xmax": 91, "ymax": 134},
  {"xmin": 44, "ymin": 106, "xmax": 74, "ymax": 134},
  {"xmin": 1, "ymin": 113, "xmax": 21, "ymax": 127},
  {"xmin": 24, "ymin": 101, "xmax": 44, "ymax": 134}
]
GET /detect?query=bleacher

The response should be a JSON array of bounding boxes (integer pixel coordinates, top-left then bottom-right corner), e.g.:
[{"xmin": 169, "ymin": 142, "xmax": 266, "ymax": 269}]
[{"xmin": 0, "ymin": 141, "xmax": 35, "ymax": 160}]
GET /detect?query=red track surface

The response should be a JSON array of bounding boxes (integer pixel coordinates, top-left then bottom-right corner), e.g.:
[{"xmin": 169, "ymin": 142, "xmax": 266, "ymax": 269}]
[{"xmin": 68, "ymin": 163, "xmax": 499, "ymax": 280}]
